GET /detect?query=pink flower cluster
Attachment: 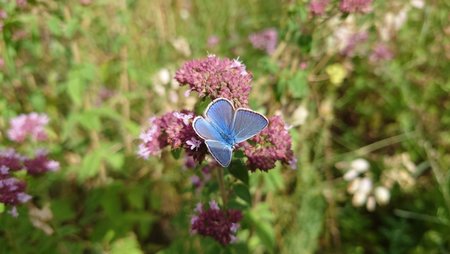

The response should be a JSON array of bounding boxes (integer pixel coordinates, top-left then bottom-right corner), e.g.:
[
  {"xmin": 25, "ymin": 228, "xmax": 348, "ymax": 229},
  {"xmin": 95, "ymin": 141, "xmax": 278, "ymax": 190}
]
[
  {"xmin": 310, "ymin": 0, "xmax": 329, "ymax": 16},
  {"xmin": 191, "ymin": 200, "xmax": 242, "ymax": 245},
  {"xmin": 175, "ymin": 55, "xmax": 252, "ymax": 107},
  {"xmin": 249, "ymin": 28, "xmax": 278, "ymax": 55},
  {"xmin": 243, "ymin": 116, "xmax": 296, "ymax": 171},
  {"xmin": 369, "ymin": 43, "xmax": 394, "ymax": 62},
  {"xmin": 0, "ymin": 149, "xmax": 58, "ymax": 217},
  {"xmin": 339, "ymin": 0, "xmax": 373, "ymax": 13},
  {"xmin": 0, "ymin": 166, "xmax": 31, "ymax": 217},
  {"xmin": 24, "ymin": 150, "xmax": 60, "ymax": 176},
  {"xmin": 138, "ymin": 111, "xmax": 207, "ymax": 163},
  {"xmin": 7, "ymin": 113, "xmax": 49, "ymax": 143}
]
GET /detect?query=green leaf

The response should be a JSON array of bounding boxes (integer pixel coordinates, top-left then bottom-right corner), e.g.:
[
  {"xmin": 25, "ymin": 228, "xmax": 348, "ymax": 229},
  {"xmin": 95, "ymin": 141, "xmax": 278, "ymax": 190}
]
[
  {"xmin": 76, "ymin": 110, "xmax": 102, "ymax": 131},
  {"xmin": 262, "ymin": 169, "xmax": 285, "ymax": 193},
  {"xmin": 233, "ymin": 184, "xmax": 251, "ymax": 206},
  {"xmin": 247, "ymin": 205, "xmax": 275, "ymax": 251},
  {"xmin": 106, "ymin": 153, "xmax": 125, "ymax": 171},
  {"xmin": 288, "ymin": 71, "xmax": 309, "ymax": 99},
  {"xmin": 0, "ymin": 203, "xmax": 4, "ymax": 213},
  {"xmin": 234, "ymin": 150, "xmax": 245, "ymax": 158},
  {"xmin": 67, "ymin": 77, "xmax": 84, "ymax": 106},
  {"xmin": 171, "ymin": 148, "xmax": 182, "ymax": 159},
  {"xmin": 47, "ymin": 16, "xmax": 62, "ymax": 36},
  {"xmin": 110, "ymin": 233, "xmax": 143, "ymax": 254},
  {"xmin": 78, "ymin": 150, "xmax": 103, "ymax": 181},
  {"xmin": 228, "ymin": 160, "xmax": 249, "ymax": 185}
]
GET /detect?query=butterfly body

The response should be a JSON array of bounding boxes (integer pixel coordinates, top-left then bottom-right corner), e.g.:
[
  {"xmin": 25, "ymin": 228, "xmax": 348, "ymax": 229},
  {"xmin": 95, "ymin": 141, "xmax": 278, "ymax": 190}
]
[{"xmin": 192, "ymin": 98, "xmax": 268, "ymax": 167}]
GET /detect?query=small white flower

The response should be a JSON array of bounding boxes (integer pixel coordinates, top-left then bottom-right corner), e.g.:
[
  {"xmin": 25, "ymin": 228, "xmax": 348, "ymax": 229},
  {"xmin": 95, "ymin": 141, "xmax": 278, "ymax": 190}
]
[
  {"xmin": 374, "ymin": 186, "xmax": 390, "ymax": 205},
  {"xmin": 209, "ymin": 200, "xmax": 220, "ymax": 210},
  {"xmin": 350, "ymin": 158, "xmax": 370, "ymax": 173},
  {"xmin": 230, "ymin": 223, "xmax": 240, "ymax": 233},
  {"xmin": 358, "ymin": 177, "xmax": 373, "ymax": 194},
  {"xmin": 352, "ymin": 192, "xmax": 367, "ymax": 207},
  {"xmin": 173, "ymin": 112, "xmax": 193, "ymax": 125},
  {"xmin": 46, "ymin": 161, "xmax": 60, "ymax": 172},
  {"xmin": 366, "ymin": 196, "xmax": 376, "ymax": 212},
  {"xmin": 291, "ymin": 105, "xmax": 309, "ymax": 126},
  {"xmin": 343, "ymin": 168, "xmax": 359, "ymax": 181},
  {"xmin": 347, "ymin": 178, "xmax": 361, "ymax": 194},
  {"xmin": 195, "ymin": 203, "xmax": 203, "ymax": 213},
  {"xmin": 186, "ymin": 138, "xmax": 202, "ymax": 151},
  {"xmin": 410, "ymin": 0, "xmax": 424, "ymax": 9},
  {"xmin": 157, "ymin": 68, "xmax": 171, "ymax": 85},
  {"xmin": 17, "ymin": 193, "xmax": 32, "ymax": 203}
]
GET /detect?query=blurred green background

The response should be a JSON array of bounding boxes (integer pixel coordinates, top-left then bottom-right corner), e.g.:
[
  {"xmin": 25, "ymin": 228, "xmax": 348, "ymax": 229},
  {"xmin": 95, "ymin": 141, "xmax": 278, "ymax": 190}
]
[{"xmin": 1, "ymin": 0, "xmax": 450, "ymax": 253}]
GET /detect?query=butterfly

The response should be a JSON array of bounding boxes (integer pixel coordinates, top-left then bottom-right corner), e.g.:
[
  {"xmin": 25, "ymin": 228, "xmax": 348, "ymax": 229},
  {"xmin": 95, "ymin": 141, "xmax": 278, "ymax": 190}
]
[{"xmin": 192, "ymin": 98, "xmax": 269, "ymax": 167}]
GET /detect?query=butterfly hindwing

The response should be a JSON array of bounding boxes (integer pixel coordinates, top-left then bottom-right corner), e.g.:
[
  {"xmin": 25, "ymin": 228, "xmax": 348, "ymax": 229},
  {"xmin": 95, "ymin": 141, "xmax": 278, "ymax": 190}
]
[
  {"xmin": 232, "ymin": 108, "xmax": 269, "ymax": 143},
  {"xmin": 205, "ymin": 98, "xmax": 235, "ymax": 135},
  {"xmin": 204, "ymin": 140, "xmax": 233, "ymax": 167}
]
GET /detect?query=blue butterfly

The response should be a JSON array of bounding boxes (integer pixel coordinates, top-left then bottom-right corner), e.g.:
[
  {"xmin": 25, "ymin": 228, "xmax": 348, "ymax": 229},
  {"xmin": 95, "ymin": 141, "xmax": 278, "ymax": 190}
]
[{"xmin": 192, "ymin": 98, "xmax": 269, "ymax": 167}]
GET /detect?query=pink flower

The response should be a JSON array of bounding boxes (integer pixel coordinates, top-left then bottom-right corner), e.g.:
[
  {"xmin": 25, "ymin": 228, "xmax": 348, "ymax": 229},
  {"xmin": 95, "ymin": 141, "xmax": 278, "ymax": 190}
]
[
  {"xmin": 7, "ymin": 113, "xmax": 49, "ymax": 143},
  {"xmin": 341, "ymin": 31, "xmax": 368, "ymax": 57},
  {"xmin": 243, "ymin": 116, "xmax": 296, "ymax": 171},
  {"xmin": 0, "ymin": 166, "xmax": 31, "ymax": 217},
  {"xmin": 175, "ymin": 55, "xmax": 252, "ymax": 107},
  {"xmin": 310, "ymin": 0, "xmax": 329, "ymax": 16},
  {"xmin": 138, "ymin": 111, "xmax": 207, "ymax": 162},
  {"xmin": 190, "ymin": 201, "xmax": 242, "ymax": 245},
  {"xmin": 339, "ymin": 0, "xmax": 373, "ymax": 13},
  {"xmin": 207, "ymin": 35, "xmax": 220, "ymax": 47},
  {"xmin": 16, "ymin": 0, "xmax": 27, "ymax": 8},
  {"xmin": 369, "ymin": 43, "xmax": 394, "ymax": 62},
  {"xmin": 0, "ymin": 149, "xmax": 24, "ymax": 171},
  {"xmin": 23, "ymin": 150, "xmax": 60, "ymax": 176},
  {"xmin": 249, "ymin": 28, "xmax": 278, "ymax": 55}
]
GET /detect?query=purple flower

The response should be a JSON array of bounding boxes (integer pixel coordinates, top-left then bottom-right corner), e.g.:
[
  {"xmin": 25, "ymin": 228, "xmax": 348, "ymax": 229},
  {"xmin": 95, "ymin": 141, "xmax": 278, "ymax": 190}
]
[
  {"xmin": 339, "ymin": 0, "xmax": 372, "ymax": 13},
  {"xmin": 207, "ymin": 35, "xmax": 220, "ymax": 47},
  {"xmin": 23, "ymin": 150, "xmax": 60, "ymax": 176},
  {"xmin": 0, "ymin": 149, "xmax": 24, "ymax": 171},
  {"xmin": 190, "ymin": 162, "xmax": 216, "ymax": 190},
  {"xmin": 341, "ymin": 31, "xmax": 368, "ymax": 57},
  {"xmin": 369, "ymin": 43, "xmax": 394, "ymax": 62},
  {"xmin": 183, "ymin": 155, "xmax": 197, "ymax": 169},
  {"xmin": 7, "ymin": 113, "xmax": 49, "ymax": 143},
  {"xmin": 16, "ymin": 0, "xmax": 27, "ymax": 8},
  {"xmin": 191, "ymin": 175, "xmax": 202, "ymax": 188},
  {"xmin": 243, "ymin": 116, "xmax": 296, "ymax": 171},
  {"xmin": 0, "ymin": 167, "xmax": 31, "ymax": 214},
  {"xmin": 175, "ymin": 55, "xmax": 252, "ymax": 107},
  {"xmin": 138, "ymin": 111, "xmax": 207, "ymax": 162},
  {"xmin": 310, "ymin": 0, "xmax": 329, "ymax": 16},
  {"xmin": 190, "ymin": 201, "xmax": 243, "ymax": 245},
  {"xmin": 249, "ymin": 28, "xmax": 278, "ymax": 55}
]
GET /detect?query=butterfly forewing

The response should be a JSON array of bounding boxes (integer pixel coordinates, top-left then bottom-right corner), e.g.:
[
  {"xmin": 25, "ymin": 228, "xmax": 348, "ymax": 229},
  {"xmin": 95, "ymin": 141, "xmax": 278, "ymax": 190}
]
[
  {"xmin": 232, "ymin": 108, "xmax": 269, "ymax": 144},
  {"xmin": 192, "ymin": 117, "xmax": 226, "ymax": 143},
  {"xmin": 204, "ymin": 140, "xmax": 232, "ymax": 167},
  {"xmin": 205, "ymin": 98, "xmax": 234, "ymax": 135}
]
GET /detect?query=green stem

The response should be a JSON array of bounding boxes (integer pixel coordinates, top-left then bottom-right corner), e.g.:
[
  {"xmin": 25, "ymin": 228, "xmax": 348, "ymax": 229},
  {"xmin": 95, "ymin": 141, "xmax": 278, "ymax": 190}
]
[{"xmin": 217, "ymin": 167, "xmax": 228, "ymax": 208}]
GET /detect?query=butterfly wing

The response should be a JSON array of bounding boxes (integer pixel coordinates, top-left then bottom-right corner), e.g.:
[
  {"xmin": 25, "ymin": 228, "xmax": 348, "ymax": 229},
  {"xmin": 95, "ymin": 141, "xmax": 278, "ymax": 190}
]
[
  {"xmin": 204, "ymin": 140, "xmax": 233, "ymax": 167},
  {"xmin": 192, "ymin": 116, "xmax": 225, "ymax": 142},
  {"xmin": 232, "ymin": 108, "xmax": 269, "ymax": 144},
  {"xmin": 205, "ymin": 98, "xmax": 235, "ymax": 134}
]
